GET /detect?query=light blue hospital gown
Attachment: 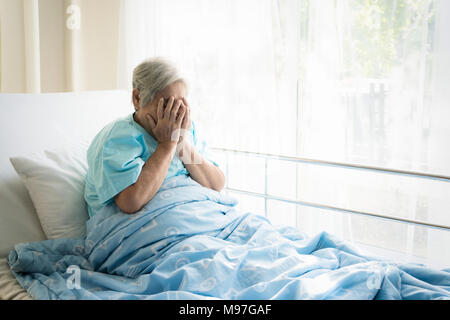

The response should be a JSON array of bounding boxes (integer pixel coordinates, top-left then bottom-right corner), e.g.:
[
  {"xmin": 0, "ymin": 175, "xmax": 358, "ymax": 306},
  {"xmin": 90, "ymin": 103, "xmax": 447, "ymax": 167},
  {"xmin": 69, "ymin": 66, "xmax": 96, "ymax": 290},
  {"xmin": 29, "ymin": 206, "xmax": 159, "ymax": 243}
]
[{"xmin": 84, "ymin": 112, "xmax": 218, "ymax": 218}]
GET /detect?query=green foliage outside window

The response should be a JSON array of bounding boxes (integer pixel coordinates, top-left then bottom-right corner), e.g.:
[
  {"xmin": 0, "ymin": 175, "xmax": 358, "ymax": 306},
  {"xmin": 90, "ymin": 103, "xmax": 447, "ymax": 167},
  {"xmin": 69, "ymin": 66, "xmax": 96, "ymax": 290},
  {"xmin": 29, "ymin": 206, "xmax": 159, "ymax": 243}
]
[
  {"xmin": 345, "ymin": 0, "xmax": 435, "ymax": 78},
  {"xmin": 298, "ymin": 0, "xmax": 435, "ymax": 79}
]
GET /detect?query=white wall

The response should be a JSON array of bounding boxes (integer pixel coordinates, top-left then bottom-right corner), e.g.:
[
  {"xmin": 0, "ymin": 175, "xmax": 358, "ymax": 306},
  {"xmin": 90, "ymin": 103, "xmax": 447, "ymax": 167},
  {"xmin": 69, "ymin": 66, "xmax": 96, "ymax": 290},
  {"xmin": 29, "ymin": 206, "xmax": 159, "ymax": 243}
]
[
  {"xmin": 78, "ymin": 0, "xmax": 120, "ymax": 91},
  {"xmin": 39, "ymin": 0, "xmax": 66, "ymax": 92},
  {"xmin": 0, "ymin": 0, "xmax": 120, "ymax": 93},
  {"xmin": 0, "ymin": 0, "xmax": 26, "ymax": 92}
]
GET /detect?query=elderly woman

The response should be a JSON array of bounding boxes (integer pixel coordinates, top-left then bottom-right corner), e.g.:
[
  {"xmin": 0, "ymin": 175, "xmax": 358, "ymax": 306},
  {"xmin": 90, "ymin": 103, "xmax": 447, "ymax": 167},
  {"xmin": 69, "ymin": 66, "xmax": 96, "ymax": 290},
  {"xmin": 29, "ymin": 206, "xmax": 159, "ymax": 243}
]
[{"xmin": 84, "ymin": 57, "xmax": 225, "ymax": 217}]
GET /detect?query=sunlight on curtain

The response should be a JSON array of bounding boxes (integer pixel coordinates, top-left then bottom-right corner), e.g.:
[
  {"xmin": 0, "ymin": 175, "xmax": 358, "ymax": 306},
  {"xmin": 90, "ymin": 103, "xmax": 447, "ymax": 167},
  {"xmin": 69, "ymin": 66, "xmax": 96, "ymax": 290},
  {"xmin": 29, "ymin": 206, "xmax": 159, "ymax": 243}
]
[
  {"xmin": 294, "ymin": 0, "xmax": 450, "ymax": 268},
  {"xmin": 117, "ymin": 0, "xmax": 450, "ymax": 268},
  {"xmin": 117, "ymin": 0, "xmax": 299, "ymax": 156},
  {"xmin": 299, "ymin": 0, "xmax": 450, "ymax": 176}
]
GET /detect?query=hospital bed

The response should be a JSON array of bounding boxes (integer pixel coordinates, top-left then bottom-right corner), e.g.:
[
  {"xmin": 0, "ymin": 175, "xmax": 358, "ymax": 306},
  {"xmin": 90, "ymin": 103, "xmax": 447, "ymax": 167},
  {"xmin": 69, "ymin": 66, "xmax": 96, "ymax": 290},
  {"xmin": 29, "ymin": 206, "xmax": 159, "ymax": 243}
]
[
  {"xmin": 0, "ymin": 90, "xmax": 448, "ymax": 300},
  {"xmin": 0, "ymin": 90, "xmax": 131, "ymax": 299}
]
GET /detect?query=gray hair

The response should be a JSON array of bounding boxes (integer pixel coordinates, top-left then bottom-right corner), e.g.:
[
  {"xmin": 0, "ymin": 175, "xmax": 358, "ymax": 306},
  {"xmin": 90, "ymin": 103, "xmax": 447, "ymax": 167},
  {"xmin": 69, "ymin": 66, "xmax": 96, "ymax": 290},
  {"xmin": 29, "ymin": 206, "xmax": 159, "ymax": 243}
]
[{"xmin": 132, "ymin": 57, "xmax": 187, "ymax": 107}]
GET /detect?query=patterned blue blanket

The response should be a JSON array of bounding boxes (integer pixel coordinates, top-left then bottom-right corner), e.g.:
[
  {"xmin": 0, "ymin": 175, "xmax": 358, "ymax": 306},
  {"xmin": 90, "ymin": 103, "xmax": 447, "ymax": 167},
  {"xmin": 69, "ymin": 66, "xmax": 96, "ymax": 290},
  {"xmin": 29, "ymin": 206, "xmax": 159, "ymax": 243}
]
[{"xmin": 8, "ymin": 175, "xmax": 450, "ymax": 299}]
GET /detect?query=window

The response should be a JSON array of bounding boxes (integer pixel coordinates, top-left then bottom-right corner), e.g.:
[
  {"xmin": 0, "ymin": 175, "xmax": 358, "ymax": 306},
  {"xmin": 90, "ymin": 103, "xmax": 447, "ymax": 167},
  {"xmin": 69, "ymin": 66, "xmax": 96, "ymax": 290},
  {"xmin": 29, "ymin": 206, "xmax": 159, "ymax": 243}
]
[{"xmin": 118, "ymin": 0, "xmax": 450, "ymax": 268}]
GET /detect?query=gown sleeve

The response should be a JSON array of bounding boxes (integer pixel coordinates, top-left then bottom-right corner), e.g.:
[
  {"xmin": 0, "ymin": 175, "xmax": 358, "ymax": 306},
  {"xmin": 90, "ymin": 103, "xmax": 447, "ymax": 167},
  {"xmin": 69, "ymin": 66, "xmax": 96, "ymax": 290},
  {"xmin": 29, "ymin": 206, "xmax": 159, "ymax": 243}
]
[{"xmin": 95, "ymin": 132, "xmax": 147, "ymax": 204}]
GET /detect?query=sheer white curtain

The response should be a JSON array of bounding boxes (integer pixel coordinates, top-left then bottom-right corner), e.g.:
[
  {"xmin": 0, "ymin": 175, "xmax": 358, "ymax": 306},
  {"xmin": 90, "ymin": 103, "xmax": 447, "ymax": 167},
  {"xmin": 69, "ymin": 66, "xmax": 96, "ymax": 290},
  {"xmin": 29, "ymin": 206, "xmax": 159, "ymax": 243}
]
[
  {"xmin": 117, "ymin": 0, "xmax": 450, "ymax": 267},
  {"xmin": 117, "ymin": 0, "xmax": 299, "ymax": 156},
  {"xmin": 299, "ymin": 0, "xmax": 450, "ymax": 175},
  {"xmin": 296, "ymin": 0, "xmax": 450, "ymax": 267}
]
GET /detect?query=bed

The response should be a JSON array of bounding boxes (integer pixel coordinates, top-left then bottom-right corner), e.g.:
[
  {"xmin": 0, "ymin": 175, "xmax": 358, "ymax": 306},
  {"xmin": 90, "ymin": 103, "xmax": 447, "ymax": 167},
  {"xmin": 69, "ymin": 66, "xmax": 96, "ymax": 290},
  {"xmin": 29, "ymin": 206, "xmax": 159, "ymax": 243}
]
[
  {"xmin": 0, "ymin": 90, "xmax": 131, "ymax": 299},
  {"xmin": 0, "ymin": 90, "xmax": 449, "ymax": 300}
]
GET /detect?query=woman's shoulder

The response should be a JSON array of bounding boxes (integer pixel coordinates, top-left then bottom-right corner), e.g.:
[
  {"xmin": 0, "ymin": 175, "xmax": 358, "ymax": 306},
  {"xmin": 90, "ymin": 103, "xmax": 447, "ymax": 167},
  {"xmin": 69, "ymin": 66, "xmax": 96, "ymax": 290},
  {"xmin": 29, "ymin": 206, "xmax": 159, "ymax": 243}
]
[
  {"xmin": 107, "ymin": 113, "xmax": 141, "ymax": 137},
  {"xmin": 87, "ymin": 114, "xmax": 141, "ymax": 154}
]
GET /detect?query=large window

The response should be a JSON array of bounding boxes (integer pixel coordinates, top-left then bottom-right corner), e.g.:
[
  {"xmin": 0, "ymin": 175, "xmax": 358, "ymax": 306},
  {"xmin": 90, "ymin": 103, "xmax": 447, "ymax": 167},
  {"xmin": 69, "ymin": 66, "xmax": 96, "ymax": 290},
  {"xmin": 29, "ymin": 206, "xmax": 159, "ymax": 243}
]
[{"xmin": 118, "ymin": 0, "xmax": 450, "ymax": 268}]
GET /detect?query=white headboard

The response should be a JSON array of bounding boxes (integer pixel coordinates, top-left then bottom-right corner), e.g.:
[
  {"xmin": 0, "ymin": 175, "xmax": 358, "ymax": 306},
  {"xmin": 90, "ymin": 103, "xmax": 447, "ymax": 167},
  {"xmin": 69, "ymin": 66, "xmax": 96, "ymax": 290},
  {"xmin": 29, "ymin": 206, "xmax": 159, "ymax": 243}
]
[{"xmin": 0, "ymin": 90, "xmax": 132, "ymax": 258}]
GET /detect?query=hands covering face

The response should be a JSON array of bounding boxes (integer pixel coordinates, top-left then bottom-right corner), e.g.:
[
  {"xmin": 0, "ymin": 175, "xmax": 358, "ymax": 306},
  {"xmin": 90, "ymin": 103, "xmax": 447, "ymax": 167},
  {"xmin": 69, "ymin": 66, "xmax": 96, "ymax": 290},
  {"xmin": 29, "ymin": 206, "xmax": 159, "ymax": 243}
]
[{"xmin": 144, "ymin": 96, "xmax": 191, "ymax": 145}]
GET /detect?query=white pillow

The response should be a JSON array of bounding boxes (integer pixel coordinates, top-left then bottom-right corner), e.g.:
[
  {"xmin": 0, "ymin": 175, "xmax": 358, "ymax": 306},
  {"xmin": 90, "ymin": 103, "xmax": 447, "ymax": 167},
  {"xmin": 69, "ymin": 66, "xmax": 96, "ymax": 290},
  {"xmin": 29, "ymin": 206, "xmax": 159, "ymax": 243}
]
[{"xmin": 9, "ymin": 141, "xmax": 90, "ymax": 239}]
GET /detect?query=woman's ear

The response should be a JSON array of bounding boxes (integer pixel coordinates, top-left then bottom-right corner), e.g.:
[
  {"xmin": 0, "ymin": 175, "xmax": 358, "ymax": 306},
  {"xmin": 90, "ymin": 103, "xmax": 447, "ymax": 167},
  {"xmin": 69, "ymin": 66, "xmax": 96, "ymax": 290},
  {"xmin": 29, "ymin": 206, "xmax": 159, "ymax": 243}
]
[{"xmin": 132, "ymin": 88, "xmax": 141, "ymax": 111}]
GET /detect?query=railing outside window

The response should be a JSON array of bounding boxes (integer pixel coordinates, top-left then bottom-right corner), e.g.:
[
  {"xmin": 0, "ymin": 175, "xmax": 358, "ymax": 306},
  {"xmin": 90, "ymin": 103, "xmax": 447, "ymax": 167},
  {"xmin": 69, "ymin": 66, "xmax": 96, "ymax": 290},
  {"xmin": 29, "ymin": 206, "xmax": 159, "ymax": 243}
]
[{"xmin": 210, "ymin": 147, "xmax": 450, "ymax": 269}]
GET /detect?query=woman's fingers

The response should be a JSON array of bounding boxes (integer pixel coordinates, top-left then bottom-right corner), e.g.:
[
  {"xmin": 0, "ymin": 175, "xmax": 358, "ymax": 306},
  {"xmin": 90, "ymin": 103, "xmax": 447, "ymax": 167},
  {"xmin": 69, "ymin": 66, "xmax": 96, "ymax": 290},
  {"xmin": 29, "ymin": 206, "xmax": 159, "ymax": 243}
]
[
  {"xmin": 146, "ymin": 113, "xmax": 156, "ymax": 129},
  {"xmin": 157, "ymin": 98, "xmax": 164, "ymax": 119},
  {"xmin": 164, "ymin": 96, "xmax": 175, "ymax": 119},
  {"xmin": 176, "ymin": 104, "xmax": 186, "ymax": 127},
  {"xmin": 170, "ymin": 99, "xmax": 182, "ymax": 122},
  {"xmin": 180, "ymin": 97, "xmax": 191, "ymax": 130},
  {"xmin": 181, "ymin": 104, "xmax": 190, "ymax": 129}
]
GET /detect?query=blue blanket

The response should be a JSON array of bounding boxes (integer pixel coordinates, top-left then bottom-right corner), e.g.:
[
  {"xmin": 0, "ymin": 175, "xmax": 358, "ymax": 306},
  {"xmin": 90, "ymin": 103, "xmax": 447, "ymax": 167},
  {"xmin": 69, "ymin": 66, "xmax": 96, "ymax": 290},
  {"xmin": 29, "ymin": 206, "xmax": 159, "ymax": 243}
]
[{"xmin": 8, "ymin": 175, "xmax": 450, "ymax": 300}]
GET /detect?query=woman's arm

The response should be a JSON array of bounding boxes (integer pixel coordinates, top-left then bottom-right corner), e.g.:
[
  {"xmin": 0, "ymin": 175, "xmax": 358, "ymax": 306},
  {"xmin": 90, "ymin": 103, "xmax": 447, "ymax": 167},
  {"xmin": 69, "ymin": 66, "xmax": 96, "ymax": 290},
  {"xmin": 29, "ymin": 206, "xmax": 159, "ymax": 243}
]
[
  {"xmin": 181, "ymin": 142, "xmax": 225, "ymax": 192},
  {"xmin": 114, "ymin": 97, "xmax": 186, "ymax": 214},
  {"xmin": 114, "ymin": 142, "xmax": 176, "ymax": 214},
  {"xmin": 177, "ymin": 97, "xmax": 225, "ymax": 192}
]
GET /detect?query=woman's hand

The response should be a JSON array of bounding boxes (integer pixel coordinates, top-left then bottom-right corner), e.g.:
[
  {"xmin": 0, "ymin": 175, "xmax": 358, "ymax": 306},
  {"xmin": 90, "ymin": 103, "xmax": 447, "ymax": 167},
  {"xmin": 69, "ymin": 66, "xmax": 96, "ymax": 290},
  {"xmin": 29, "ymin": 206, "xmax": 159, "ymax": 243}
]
[
  {"xmin": 181, "ymin": 97, "xmax": 191, "ymax": 131},
  {"xmin": 145, "ymin": 96, "xmax": 186, "ymax": 147},
  {"xmin": 176, "ymin": 97, "xmax": 191, "ymax": 146}
]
